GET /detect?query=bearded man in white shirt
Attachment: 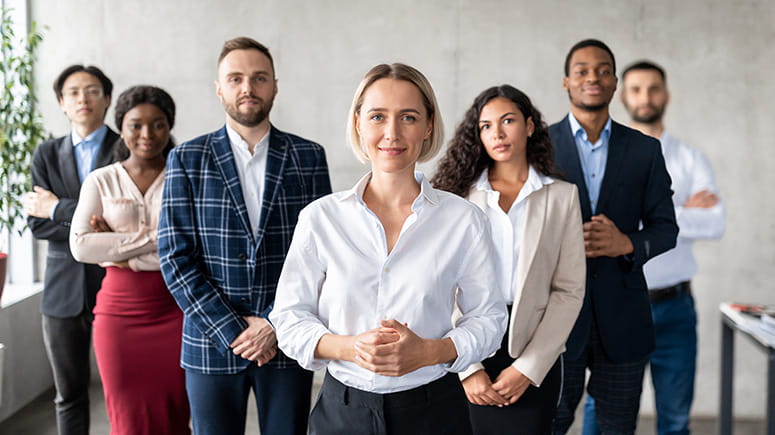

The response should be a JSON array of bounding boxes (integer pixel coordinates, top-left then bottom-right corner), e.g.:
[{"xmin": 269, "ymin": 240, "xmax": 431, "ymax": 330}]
[{"xmin": 583, "ymin": 60, "xmax": 726, "ymax": 435}]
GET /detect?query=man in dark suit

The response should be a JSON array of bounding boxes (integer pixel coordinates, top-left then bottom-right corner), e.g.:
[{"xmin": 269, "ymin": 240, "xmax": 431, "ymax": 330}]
[
  {"xmin": 549, "ymin": 39, "xmax": 678, "ymax": 435},
  {"xmin": 159, "ymin": 37, "xmax": 331, "ymax": 435},
  {"xmin": 24, "ymin": 65, "xmax": 117, "ymax": 435}
]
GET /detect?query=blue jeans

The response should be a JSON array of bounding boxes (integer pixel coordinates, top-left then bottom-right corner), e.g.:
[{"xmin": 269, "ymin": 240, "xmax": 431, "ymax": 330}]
[{"xmin": 582, "ymin": 292, "xmax": 697, "ymax": 435}]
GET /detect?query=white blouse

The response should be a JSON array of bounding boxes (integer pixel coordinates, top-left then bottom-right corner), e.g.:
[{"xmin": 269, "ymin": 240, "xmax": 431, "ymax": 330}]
[
  {"xmin": 270, "ymin": 172, "xmax": 507, "ymax": 393},
  {"xmin": 70, "ymin": 162, "xmax": 164, "ymax": 271},
  {"xmin": 471, "ymin": 166, "xmax": 554, "ymax": 303}
]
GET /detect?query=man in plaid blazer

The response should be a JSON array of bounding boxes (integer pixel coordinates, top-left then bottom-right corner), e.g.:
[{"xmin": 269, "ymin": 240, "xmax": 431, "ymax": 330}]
[{"xmin": 159, "ymin": 37, "xmax": 331, "ymax": 435}]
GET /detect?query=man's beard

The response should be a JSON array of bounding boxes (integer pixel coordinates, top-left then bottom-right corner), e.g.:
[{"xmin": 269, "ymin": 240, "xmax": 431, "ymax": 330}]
[
  {"xmin": 629, "ymin": 104, "xmax": 665, "ymax": 124},
  {"xmin": 224, "ymin": 95, "xmax": 274, "ymax": 127}
]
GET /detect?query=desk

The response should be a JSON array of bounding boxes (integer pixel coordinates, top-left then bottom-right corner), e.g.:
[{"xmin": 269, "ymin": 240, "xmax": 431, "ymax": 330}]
[{"xmin": 719, "ymin": 303, "xmax": 775, "ymax": 435}]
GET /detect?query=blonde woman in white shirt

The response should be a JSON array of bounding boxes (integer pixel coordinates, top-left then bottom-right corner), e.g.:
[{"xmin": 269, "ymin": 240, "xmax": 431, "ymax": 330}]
[
  {"xmin": 432, "ymin": 85, "xmax": 586, "ymax": 435},
  {"xmin": 270, "ymin": 64, "xmax": 507, "ymax": 435}
]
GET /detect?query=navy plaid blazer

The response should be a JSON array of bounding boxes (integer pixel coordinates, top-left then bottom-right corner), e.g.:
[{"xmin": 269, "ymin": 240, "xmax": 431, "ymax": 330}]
[{"xmin": 159, "ymin": 125, "xmax": 331, "ymax": 373}]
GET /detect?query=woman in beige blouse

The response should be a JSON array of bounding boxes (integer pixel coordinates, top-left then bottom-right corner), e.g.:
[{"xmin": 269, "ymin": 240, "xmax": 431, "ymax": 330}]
[{"xmin": 70, "ymin": 86, "xmax": 189, "ymax": 435}]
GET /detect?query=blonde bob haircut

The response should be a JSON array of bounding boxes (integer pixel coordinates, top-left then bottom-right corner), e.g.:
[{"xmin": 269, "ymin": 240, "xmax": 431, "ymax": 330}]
[{"xmin": 347, "ymin": 63, "xmax": 444, "ymax": 163}]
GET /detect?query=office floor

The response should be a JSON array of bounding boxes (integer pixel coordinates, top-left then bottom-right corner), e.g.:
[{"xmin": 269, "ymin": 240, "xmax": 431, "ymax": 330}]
[{"xmin": 0, "ymin": 372, "xmax": 764, "ymax": 434}]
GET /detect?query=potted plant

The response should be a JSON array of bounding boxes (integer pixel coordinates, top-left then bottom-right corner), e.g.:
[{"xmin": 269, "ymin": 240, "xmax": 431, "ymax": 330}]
[{"xmin": 0, "ymin": 6, "xmax": 45, "ymax": 299}]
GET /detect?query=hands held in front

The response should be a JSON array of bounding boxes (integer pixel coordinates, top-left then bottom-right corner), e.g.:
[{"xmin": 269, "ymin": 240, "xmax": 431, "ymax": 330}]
[
  {"xmin": 684, "ymin": 189, "xmax": 718, "ymax": 208},
  {"xmin": 23, "ymin": 186, "xmax": 59, "ymax": 218},
  {"xmin": 230, "ymin": 316, "xmax": 277, "ymax": 366},
  {"xmin": 352, "ymin": 319, "xmax": 430, "ymax": 377},
  {"xmin": 319, "ymin": 319, "xmax": 455, "ymax": 377},
  {"xmin": 583, "ymin": 214, "xmax": 634, "ymax": 258},
  {"xmin": 462, "ymin": 367, "xmax": 530, "ymax": 407}
]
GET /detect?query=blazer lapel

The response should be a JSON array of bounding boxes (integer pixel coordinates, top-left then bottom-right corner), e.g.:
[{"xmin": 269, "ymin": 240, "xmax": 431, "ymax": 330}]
[
  {"xmin": 513, "ymin": 185, "xmax": 547, "ymax": 305},
  {"xmin": 255, "ymin": 126, "xmax": 289, "ymax": 247},
  {"xmin": 554, "ymin": 117, "xmax": 592, "ymax": 219},
  {"xmin": 94, "ymin": 127, "xmax": 119, "ymax": 169},
  {"xmin": 210, "ymin": 127, "xmax": 254, "ymax": 243},
  {"xmin": 57, "ymin": 135, "xmax": 82, "ymax": 196},
  {"xmin": 596, "ymin": 121, "xmax": 627, "ymax": 214}
]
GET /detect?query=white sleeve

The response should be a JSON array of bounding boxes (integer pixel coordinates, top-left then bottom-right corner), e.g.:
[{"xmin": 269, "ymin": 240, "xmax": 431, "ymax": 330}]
[
  {"xmin": 675, "ymin": 149, "xmax": 725, "ymax": 240},
  {"xmin": 444, "ymin": 213, "xmax": 508, "ymax": 373},
  {"xmin": 269, "ymin": 208, "xmax": 331, "ymax": 371}
]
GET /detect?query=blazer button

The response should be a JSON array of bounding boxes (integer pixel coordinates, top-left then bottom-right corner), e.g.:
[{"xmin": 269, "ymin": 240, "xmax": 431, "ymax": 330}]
[
  {"xmin": 238, "ymin": 253, "xmax": 247, "ymax": 261},
  {"xmin": 240, "ymin": 297, "xmax": 249, "ymax": 304},
  {"xmin": 591, "ymin": 273, "xmax": 598, "ymax": 280}
]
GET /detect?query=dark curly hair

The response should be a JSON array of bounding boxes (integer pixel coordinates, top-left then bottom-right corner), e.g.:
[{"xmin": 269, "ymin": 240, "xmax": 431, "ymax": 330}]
[
  {"xmin": 113, "ymin": 85, "xmax": 176, "ymax": 161},
  {"xmin": 431, "ymin": 85, "xmax": 558, "ymax": 197}
]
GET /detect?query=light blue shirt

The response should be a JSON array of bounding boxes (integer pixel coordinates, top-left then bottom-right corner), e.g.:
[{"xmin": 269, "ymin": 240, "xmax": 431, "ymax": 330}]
[
  {"xmin": 50, "ymin": 125, "xmax": 108, "ymax": 220},
  {"xmin": 567, "ymin": 113, "xmax": 612, "ymax": 214},
  {"xmin": 71, "ymin": 125, "xmax": 108, "ymax": 183}
]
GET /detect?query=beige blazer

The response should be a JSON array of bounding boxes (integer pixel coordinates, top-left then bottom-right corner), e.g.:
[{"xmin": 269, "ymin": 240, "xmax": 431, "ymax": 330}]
[{"xmin": 460, "ymin": 179, "xmax": 586, "ymax": 386}]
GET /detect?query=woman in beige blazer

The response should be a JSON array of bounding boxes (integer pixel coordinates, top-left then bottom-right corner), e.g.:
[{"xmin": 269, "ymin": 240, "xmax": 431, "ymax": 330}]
[{"xmin": 432, "ymin": 85, "xmax": 586, "ymax": 434}]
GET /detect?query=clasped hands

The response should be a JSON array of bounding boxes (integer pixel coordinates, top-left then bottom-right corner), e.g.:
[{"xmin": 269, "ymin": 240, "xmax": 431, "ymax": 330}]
[
  {"xmin": 349, "ymin": 319, "xmax": 436, "ymax": 377},
  {"xmin": 230, "ymin": 316, "xmax": 277, "ymax": 366},
  {"xmin": 462, "ymin": 367, "xmax": 531, "ymax": 407},
  {"xmin": 583, "ymin": 214, "xmax": 634, "ymax": 258}
]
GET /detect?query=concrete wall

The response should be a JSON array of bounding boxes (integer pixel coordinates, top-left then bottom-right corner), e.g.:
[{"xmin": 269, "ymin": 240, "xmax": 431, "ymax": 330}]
[
  {"xmin": 26, "ymin": 0, "xmax": 775, "ymax": 419},
  {"xmin": 0, "ymin": 293, "xmax": 52, "ymax": 422}
]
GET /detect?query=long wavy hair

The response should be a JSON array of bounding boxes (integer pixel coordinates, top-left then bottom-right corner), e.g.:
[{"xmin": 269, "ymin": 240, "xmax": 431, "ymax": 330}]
[{"xmin": 431, "ymin": 85, "xmax": 558, "ymax": 197}]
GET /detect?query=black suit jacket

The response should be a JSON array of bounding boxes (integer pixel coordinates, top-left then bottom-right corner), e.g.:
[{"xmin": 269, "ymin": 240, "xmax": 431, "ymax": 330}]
[
  {"xmin": 28, "ymin": 128, "xmax": 118, "ymax": 318},
  {"xmin": 549, "ymin": 116, "xmax": 678, "ymax": 363}
]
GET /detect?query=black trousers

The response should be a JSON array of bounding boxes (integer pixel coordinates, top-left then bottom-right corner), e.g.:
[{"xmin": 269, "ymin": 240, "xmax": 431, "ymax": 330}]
[
  {"xmin": 553, "ymin": 320, "xmax": 647, "ymax": 435},
  {"xmin": 467, "ymin": 304, "xmax": 563, "ymax": 435},
  {"xmin": 310, "ymin": 372, "xmax": 473, "ymax": 435},
  {"xmin": 42, "ymin": 312, "xmax": 93, "ymax": 435}
]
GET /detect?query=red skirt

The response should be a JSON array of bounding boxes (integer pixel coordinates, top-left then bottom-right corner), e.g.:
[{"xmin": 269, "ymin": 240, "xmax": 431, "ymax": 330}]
[{"xmin": 93, "ymin": 267, "xmax": 190, "ymax": 435}]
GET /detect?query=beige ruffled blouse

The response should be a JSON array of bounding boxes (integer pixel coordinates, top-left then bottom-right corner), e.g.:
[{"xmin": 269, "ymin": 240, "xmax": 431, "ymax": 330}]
[{"xmin": 69, "ymin": 162, "xmax": 165, "ymax": 271}]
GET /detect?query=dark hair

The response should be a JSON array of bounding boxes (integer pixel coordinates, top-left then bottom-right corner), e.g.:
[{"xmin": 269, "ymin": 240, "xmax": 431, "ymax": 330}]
[
  {"xmin": 622, "ymin": 60, "xmax": 666, "ymax": 83},
  {"xmin": 113, "ymin": 85, "xmax": 176, "ymax": 161},
  {"xmin": 53, "ymin": 64, "xmax": 113, "ymax": 100},
  {"xmin": 564, "ymin": 39, "xmax": 616, "ymax": 77},
  {"xmin": 431, "ymin": 85, "xmax": 558, "ymax": 197},
  {"xmin": 218, "ymin": 37, "xmax": 275, "ymax": 77}
]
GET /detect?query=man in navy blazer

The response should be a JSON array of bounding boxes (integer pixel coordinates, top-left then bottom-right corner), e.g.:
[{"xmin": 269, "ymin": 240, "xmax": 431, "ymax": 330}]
[
  {"xmin": 549, "ymin": 40, "xmax": 678, "ymax": 435},
  {"xmin": 25, "ymin": 65, "xmax": 117, "ymax": 435},
  {"xmin": 159, "ymin": 37, "xmax": 331, "ymax": 435}
]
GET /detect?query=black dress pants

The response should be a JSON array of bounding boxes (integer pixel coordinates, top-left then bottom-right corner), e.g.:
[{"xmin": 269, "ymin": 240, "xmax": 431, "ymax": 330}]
[
  {"xmin": 467, "ymin": 322, "xmax": 563, "ymax": 435},
  {"xmin": 42, "ymin": 312, "xmax": 93, "ymax": 435},
  {"xmin": 310, "ymin": 372, "xmax": 473, "ymax": 435}
]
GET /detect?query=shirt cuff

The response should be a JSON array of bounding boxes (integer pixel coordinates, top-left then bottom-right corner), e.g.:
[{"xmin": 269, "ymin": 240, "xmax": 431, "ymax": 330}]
[{"xmin": 49, "ymin": 200, "xmax": 60, "ymax": 220}]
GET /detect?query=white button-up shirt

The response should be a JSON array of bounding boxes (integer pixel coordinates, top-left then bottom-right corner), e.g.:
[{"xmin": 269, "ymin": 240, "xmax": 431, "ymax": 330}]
[
  {"xmin": 644, "ymin": 132, "xmax": 725, "ymax": 289},
  {"xmin": 270, "ymin": 172, "xmax": 507, "ymax": 393},
  {"xmin": 472, "ymin": 166, "xmax": 554, "ymax": 303},
  {"xmin": 226, "ymin": 125, "xmax": 269, "ymax": 235}
]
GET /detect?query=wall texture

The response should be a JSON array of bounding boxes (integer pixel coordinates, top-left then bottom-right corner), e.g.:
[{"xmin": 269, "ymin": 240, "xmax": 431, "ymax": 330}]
[{"xmin": 27, "ymin": 0, "xmax": 775, "ymax": 419}]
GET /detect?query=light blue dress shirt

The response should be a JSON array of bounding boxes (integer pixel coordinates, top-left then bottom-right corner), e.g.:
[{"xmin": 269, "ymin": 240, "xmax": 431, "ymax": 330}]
[
  {"xmin": 50, "ymin": 125, "xmax": 108, "ymax": 220},
  {"xmin": 567, "ymin": 113, "xmax": 612, "ymax": 214},
  {"xmin": 71, "ymin": 125, "xmax": 108, "ymax": 183}
]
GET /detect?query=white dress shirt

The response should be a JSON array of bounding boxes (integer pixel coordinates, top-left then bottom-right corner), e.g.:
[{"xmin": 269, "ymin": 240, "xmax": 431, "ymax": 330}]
[
  {"xmin": 270, "ymin": 172, "xmax": 507, "ymax": 393},
  {"xmin": 472, "ymin": 166, "xmax": 554, "ymax": 303},
  {"xmin": 644, "ymin": 132, "xmax": 726, "ymax": 289},
  {"xmin": 226, "ymin": 125, "xmax": 269, "ymax": 235}
]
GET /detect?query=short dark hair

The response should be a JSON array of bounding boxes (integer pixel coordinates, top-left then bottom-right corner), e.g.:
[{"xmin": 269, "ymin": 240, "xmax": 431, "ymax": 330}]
[
  {"xmin": 564, "ymin": 39, "xmax": 616, "ymax": 77},
  {"xmin": 218, "ymin": 37, "xmax": 275, "ymax": 77},
  {"xmin": 113, "ymin": 85, "xmax": 176, "ymax": 161},
  {"xmin": 53, "ymin": 64, "xmax": 113, "ymax": 100},
  {"xmin": 622, "ymin": 60, "xmax": 666, "ymax": 83}
]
